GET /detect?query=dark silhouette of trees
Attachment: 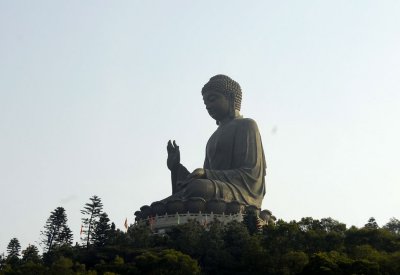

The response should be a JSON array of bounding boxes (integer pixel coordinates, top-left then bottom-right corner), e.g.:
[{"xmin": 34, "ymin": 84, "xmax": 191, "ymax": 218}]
[
  {"xmin": 135, "ymin": 249, "xmax": 200, "ymax": 274},
  {"xmin": 127, "ymin": 223, "xmax": 152, "ymax": 248},
  {"xmin": 2, "ymin": 204, "xmax": 400, "ymax": 274},
  {"xmin": 81, "ymin": 195, "xmax": 103, "ymax": 248},
  {"xmin": 168, "ymin": 219, "xmax": 204, "ymax": 257},
  {"xmin": 92, "ymin": 212, "xmax": 111, "ymax": 247},
  {"xmin": 41, "ymin": 206, "xmax": 73, "ymax": 252},
  {"xmin": 364, "ymin": 217, "xmax": 379, "ymax": 229},
  {"xmin": 4, "ymin": 238, "xmax": 21, "ymax": 269},
  {"xmin": 243, "ymin": 208, "xmax": 261, "ymax": 235},
  {"xmin": 6, "ymin": 238, "xmax": 21, "ymax": 259},
  {"xmin": 21, "ymin": 245, "xmax": 41, "ymax": 264},
  {"xmin": 384, "ymin": 217, "xmax": 400, "ymax": 235}
]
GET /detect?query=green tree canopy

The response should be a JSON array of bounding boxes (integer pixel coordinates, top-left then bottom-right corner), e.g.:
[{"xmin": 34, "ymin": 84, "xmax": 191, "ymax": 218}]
[
  {"xmin": 21, "ymin": 244, "xmax": 41, "ymax": 264},
  {"xmin": 383, "ymin": 217, "xmax": 400, "ymax": 235},
  {"xmin": 135, "ymin": 249, "xmax": 200, "ymax": 275},
  {"xmin": 92, "ymin": 212, "xmax": 111, "ymax": 247},
  {"xmin": 365, "ymin": 217, "xmax": 379, "ymax": 230}
]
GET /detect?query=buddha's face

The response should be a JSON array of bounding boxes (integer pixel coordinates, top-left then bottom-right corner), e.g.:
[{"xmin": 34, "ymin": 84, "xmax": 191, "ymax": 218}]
[{"xmin": 202, "ymin": 90, "xmax": 230, "ymax": 121}]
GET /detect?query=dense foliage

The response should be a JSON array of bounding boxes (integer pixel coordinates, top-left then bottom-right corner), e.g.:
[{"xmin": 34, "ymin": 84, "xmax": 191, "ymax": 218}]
[
  {"xmin": 1, "ymin": 197, "xmax": 400, "ymax": 274},
  {"xmin": 41, "ymin": 207, "xmax": 73, "ymax": 252},
  {"xmin": 81, "ymin": 195, "xmax": 104, "ymax": 248}
]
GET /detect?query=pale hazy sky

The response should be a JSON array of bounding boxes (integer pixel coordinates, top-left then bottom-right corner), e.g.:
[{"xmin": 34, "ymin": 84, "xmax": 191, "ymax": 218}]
[{"xmin": 1, "ymin": 1, "xmax": 399, "ymax": 253}]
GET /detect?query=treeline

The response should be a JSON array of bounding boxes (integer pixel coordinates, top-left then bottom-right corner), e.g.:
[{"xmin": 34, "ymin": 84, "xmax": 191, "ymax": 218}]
[{"xmin": 1, "ymin": 196, "xmax": 400, "ymax": 274}]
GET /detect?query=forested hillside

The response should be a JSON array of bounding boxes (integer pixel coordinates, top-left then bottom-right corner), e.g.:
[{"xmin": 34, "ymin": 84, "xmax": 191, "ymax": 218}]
[{"xmin": 1, "ymin": 197, "xmax": 399, "ymax": 274}]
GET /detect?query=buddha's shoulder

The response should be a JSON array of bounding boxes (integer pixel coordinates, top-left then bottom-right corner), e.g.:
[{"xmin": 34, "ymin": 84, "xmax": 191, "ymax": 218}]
[{"xmin": 232, "ymin": 117, "xmax": 259, "ymax": 130}]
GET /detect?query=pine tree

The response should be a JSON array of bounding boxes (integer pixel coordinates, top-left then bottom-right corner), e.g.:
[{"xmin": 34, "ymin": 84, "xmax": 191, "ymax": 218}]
[
  {"xmin": 7, "ymin": 238, "xmax": 21, "ymax": 259},
  {"xmin": 81, "ymin": 195, "xmax": 103, "ymax": 248},
  {"xmin": 41, "ymin": 207, "xmax": 73, "ymax": 252},
  {"xmin": 21, "ymin": 244, "xmax": 41, "ymax": 263},
  {"xmin": 364, "ymin": 217, "xmax": 379, "ymax": 229},
  {"xmin": 92, "ymin": 212, "xmax": 111, "ymax": 247}
]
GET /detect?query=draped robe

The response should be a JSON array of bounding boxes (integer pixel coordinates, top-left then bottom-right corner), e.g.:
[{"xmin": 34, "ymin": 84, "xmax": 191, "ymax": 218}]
[{"xmin": 166, "ymin": 116, "xmax": 266, "ymax": 208}]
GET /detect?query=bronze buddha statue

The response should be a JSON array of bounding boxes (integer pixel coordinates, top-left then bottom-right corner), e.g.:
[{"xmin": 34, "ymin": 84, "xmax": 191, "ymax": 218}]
[
  {"xmin": 135, "ymin": 75, "xmax": 267, "ymax": 222},
  {"xmin": 162, "ymin": 74, "xmax": 266, "ymax": 209}
]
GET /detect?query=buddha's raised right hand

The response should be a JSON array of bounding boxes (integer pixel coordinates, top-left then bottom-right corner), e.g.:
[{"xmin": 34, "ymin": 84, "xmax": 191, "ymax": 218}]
[{"xmin": 167, "ymin": 140, "xmax": 180, "ymax": 170}]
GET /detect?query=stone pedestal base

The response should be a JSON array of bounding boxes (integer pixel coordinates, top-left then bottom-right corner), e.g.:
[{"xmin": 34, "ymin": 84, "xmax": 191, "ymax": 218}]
[{"xmin": 135, "ymin": 212, "xmax": 271, "ymax": 233}]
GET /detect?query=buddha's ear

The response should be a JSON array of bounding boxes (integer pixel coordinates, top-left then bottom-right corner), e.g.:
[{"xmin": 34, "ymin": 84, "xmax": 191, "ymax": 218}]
[{"xmin": 229, "ymin": 93, "xmax": 236, "ymax": 118}]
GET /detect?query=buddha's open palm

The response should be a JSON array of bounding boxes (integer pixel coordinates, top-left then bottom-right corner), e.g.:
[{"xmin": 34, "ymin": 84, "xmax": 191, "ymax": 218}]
[{"xmin": 167, "ymin": 140, "xmax": 180, "ymax": 170}]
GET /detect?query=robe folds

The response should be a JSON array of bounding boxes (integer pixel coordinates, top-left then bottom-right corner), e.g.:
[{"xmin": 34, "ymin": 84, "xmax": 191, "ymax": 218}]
[
  {"xmin": 203, "ymin": 117, "xmax": 266, "ymax": 207},
  {"xmin": 167, "ymin": 117, "xmax": 266, "ymax": 208}
]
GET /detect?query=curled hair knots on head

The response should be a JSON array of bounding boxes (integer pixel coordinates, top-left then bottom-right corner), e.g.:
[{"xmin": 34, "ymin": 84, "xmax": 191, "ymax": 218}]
[{"xmin": 201, "ymin": 74, "xmax": 242, "ymax": 111}]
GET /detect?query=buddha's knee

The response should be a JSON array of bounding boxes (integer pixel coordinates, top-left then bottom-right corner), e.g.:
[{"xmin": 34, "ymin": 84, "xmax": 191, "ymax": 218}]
[{"xmin": 184, "ymin": 179, "xmax": 214, "ymax": 199}]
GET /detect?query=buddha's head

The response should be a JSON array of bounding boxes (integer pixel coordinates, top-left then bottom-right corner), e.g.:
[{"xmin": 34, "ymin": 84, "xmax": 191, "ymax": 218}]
[{"xmin": 201, "ymin": 75, "xmax": 242, "ymax": 123}]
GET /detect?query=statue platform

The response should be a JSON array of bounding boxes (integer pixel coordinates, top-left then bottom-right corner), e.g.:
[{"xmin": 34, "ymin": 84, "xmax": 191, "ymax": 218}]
[
  {"xmin": 136, "ymin": 212, "xmax": 246, "ymax": 233},
  {"xmin": 134, "ymin": 200, "xmax": 275, "ymax": 233}
]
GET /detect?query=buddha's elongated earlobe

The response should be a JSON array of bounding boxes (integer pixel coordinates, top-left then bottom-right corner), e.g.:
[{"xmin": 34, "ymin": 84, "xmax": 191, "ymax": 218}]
[{"xmin": 229, "ymin": 93, "xmax": 235, "ymax": 118}]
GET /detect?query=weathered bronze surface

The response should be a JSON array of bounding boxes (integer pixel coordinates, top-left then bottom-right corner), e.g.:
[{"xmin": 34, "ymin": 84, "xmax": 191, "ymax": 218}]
[{"xmin": 136, "ymin": 75, "xmax": 267, "ymax": 220}]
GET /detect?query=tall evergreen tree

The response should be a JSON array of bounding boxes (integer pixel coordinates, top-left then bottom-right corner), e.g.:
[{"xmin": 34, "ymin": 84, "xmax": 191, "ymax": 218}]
[
  {"xmin": 7, "ymin": 238, "xmax": 21, "ymax": 258},
  {"xmin": 81, "ymin": 195, "xmax": 103, "ymax": 247},
  {"xmin": 92, "ymin": 212, "xmax": 111, "ymax": 247},
  {"xmin": 41, "ymin": 207, "xmax": 73, "ymax": 252}
]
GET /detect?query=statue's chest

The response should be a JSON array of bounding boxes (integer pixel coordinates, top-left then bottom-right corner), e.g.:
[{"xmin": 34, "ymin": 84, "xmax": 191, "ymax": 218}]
[{"xmin": 206, "ymin": 123, "xmax": 237, "ymax": 164}]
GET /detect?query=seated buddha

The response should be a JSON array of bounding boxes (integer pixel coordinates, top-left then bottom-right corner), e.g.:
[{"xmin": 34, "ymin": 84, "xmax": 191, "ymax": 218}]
[{"xmin": 161, "ymin": 74, "xmax": 266, "ymax": 209}]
